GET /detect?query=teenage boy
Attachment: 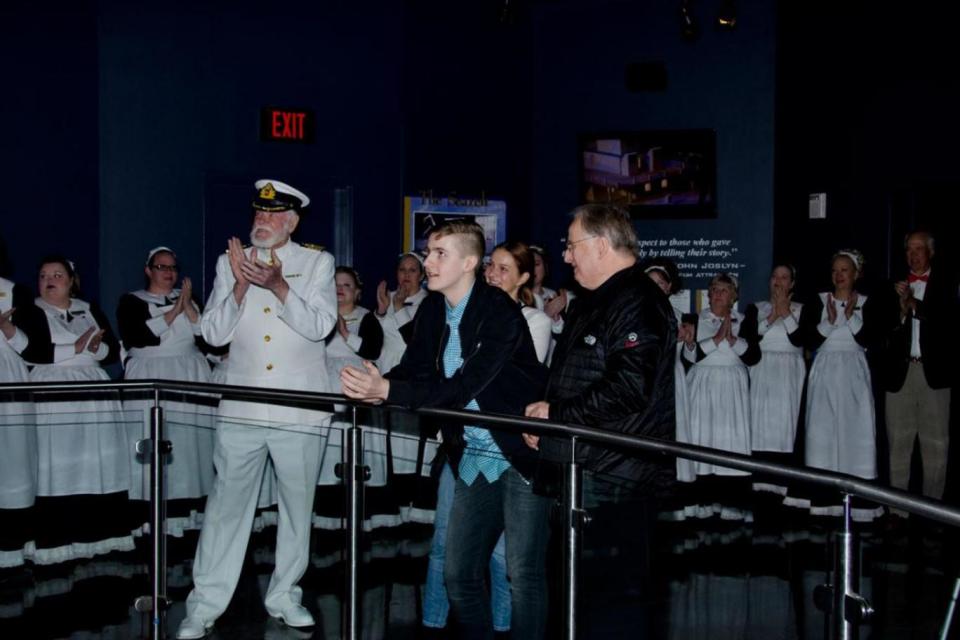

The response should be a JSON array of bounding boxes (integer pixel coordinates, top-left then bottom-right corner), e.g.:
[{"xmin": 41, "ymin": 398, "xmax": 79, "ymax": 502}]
[{"xmin": 341, "ymin": 221, "xmax": 550, "ymax": 640}]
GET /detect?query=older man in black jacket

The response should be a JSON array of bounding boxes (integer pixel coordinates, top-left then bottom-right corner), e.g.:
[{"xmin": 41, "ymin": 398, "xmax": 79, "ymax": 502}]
[
  {"xmin": 525, "ymin": 204, "xmax": 676, "ymax": 606},
  {"xmin": 341, "ymin": 221, "xmax": 549, "ymax": 640},
  {"xmin": 884, "ymin": 231, "xmax": 956, "ymax": 519},
  {"xmin": 525, "ymin": 204, "xmax": 676, "ymax": 491}
]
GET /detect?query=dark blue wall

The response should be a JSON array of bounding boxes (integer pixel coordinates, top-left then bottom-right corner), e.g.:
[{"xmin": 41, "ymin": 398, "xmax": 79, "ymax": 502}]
[
  {"xmin": 98, "ymin": 0, "xmax": 405, "ymax": 316},
  {"xmin": 3, "ymin": 0, "xmax": 778, "ymax": 327},
  {"xmin": 529, "ymin": 0, "xmax": 776, "ymax": 305},
  {"xmin": 0, "ymin": 2, "xmax": 99, "ymax": 297}
]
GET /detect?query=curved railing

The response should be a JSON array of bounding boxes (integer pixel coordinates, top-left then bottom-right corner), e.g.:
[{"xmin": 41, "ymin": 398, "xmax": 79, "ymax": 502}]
[{"xmin": 1, "ymin": 379, "xmax": 957, "ymax": 640}]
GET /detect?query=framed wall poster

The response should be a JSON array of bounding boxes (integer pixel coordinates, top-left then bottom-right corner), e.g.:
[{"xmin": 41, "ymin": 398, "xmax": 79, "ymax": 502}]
[
  {"xmin": 403, "ymin": 196, "xmax": 507, "ymax": 255},
  {"xmin": 579, "ymin": 129, "xmax": 717, "ymax": 219}
]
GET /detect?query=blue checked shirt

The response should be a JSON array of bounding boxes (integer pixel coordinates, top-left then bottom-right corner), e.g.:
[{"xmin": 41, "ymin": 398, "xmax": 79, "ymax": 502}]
[{"xmin": 443, "ymin": 287, "xmax": 510, "ymax": 486}]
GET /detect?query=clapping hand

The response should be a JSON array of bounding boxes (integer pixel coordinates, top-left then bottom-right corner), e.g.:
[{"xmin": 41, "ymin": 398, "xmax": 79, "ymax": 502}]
[
  {"xmin": 86, "ymin": 329, "xmax": 105, "ymax": 354},
  {"xmin": 180, "ymin": 277, "xmax": 199, "ymax": 322},
  {"xmin": 894, "ymin": 280, "xmax": 914, "ymax": 317},
  {"xmin": 240, "ymin": 248, "xmax": 290, "ymax": 302},
  {"xmin": 826, "ymin": 294, "xmax": 838, "ymax": 325},
  {"xmin": 376, "ymin": 280, "xmax": 390, "ymax": 315},
  {"xmin": 228, "ymin": 237, "xmax": 252, "ymax": 303},
  {"xmin": 0, "ymin": 308, "xmax": 15, "ymax": 340},
  {"xmin": 845, "ymin": 291, "xmax": 858, "ymax": 321},
  {"xmin": 543, "ymin": 289, "xmax": 567, "ymax": 321},
  {"xmin": 340, "ymin": 361, "xmax": 389, "ymax": 402}
]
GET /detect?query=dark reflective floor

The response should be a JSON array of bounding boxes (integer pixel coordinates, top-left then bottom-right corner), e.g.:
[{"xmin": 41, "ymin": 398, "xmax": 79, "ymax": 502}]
[{"xmin": 1, "ymin": 504, "xmax": 956, "ymax": 639}]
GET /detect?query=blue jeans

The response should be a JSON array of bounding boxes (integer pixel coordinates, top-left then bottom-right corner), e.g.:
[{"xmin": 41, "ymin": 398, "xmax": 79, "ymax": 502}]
[
  {"xmin": 444, "ymin": 467, "xmax": 552, "ymax": 640},
  {"xmin": 422, "ymin": 465, "xmax": 511, "ymax": 631}
]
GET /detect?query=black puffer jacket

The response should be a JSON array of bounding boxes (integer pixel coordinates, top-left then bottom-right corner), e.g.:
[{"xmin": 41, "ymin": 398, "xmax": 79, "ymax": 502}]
[
  {"xmin": 385, "ymin": 279, "xmax": 549, "ymax": 481},
  {"xmin": 541, "ymin": 263, "xmax": 676, "ymax": 496}
]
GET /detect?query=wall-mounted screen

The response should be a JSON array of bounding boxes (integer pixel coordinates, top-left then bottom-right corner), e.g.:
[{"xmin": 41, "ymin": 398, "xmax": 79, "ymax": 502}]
[{"xmin": 579, "ymin": 129, "xmax": 716, "ymax": 218}]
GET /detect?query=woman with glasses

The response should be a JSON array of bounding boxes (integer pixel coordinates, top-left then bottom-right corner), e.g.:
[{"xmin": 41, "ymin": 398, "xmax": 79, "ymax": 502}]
[
  {"xmin": 20, "ymin": 255, "xmax": 133, "ymax": 564},
  {"xmin": 117, "ymin": 246, "xmax": 216, "ymax": 537}
]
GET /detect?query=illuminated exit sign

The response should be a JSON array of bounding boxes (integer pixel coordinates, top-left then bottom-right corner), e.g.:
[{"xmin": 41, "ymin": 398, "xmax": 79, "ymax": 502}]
[{"xmin": 260, "ymin": 107, "xmax": 315, "ymax": 143}]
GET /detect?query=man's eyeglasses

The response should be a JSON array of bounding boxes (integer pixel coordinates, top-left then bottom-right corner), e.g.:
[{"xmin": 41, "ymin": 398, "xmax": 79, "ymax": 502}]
[
  {"xmin": 150, "ymin": 264, "xmax": 179, "ymax": 273},
  {"xmin": 561, "ymin": 236, "xmax": 597, "ymax": 253}
]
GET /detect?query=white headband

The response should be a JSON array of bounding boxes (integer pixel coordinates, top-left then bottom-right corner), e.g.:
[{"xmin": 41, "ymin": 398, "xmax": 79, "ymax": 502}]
[
  {"xmin": 146, "ymin": 246, "xmax": 176, "ymax": 266},
  {"xmin": 644, "ymin": 265, "xmax": 670, "ymax": 279},
  {"xmin": 399, "ymin": 251, "xmax": 425, "ymax": 267},
  {"xmin": 836, "ymin": 250, "xmax": 862, "ymax": 271}
]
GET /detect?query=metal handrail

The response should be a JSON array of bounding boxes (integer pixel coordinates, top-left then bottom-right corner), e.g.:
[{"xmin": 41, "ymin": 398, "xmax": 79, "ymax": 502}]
[
  {"xmin": 3, "ymin": 378, "xmax": 958, "ymax": 640},
  {"xmin": 2, "ymin": 378, "xmax": 959, "ymax": 527}
]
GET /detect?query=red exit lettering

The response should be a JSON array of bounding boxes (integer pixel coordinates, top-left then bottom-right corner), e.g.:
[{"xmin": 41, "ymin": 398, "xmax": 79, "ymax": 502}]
[{"xmin": 270, "ymin": 110, "xmax": 306, "ymax": 140}]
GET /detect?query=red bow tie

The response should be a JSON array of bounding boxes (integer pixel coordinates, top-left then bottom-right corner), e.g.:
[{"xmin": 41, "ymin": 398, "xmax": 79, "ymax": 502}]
[{"xmin": 908, "ymin": 273, "xmax": 929, "ymax": 283}]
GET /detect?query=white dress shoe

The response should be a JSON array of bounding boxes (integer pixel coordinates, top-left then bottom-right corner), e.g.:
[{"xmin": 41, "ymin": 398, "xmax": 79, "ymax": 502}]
[
  {"xmin": 269, "ymin": 603, "xmax": 316, "ymax": 628},
  {"xmin": 176, "ymin": 616, "xmax": 212, "ymax": 640}
]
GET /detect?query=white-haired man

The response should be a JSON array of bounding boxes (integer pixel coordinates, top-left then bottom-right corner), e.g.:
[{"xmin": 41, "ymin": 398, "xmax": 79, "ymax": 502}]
[{"xmin": 177, "ymin": 179, "xmax": 337, "ymax": 639}]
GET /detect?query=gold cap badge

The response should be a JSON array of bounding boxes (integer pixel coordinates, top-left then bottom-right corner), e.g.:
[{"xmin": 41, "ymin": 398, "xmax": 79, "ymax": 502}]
[{"xmin": 259, "ymin": 182, "xmax": 277, "ymax": 200}]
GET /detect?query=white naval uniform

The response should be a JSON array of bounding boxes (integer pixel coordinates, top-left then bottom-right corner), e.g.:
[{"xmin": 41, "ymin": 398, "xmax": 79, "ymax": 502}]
[
  {"xmin": 0, "ymin": 278, "xmax": 35, "ymax": 568},
  {"xmin": 120, "ymin": 289, "xmax": 216, "ymax": 535},
  {"xmin": 185, "ymin": 241, "xmax": 337, "ymax": 624}
]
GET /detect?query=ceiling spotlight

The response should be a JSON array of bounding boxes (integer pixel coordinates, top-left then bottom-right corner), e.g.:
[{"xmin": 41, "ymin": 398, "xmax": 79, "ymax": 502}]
[
  {"xmin": 680, "ymin": 0, "xmax": 700, "ymax": 42},
  {"xmin": 716, "ymin": 0, "xmax": 737, "ymax": 29}
]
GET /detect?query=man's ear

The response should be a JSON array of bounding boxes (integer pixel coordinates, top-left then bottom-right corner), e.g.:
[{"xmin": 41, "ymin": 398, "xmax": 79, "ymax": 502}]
[
  {"xmin": 463, "ymin": 254, "xmax": 479, "ymax": 274},
  {"xmin": 287, "ymin": 212, "xmax": 300, "ymax": 234}
]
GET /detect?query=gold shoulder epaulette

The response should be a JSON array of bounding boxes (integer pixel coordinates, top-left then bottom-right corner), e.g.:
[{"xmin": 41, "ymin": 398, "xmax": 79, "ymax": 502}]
[{"xmin": 302, "ymin": 242, "xmax": 324, "ymax": 251}]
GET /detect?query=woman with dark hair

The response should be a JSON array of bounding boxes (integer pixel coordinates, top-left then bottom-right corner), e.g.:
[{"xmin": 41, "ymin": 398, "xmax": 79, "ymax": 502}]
[
  {"xmin": 487, "ymin": 242, "xmax": 552, "ymax": 362},
  {"xmin": 20, "ymin": 255, "xmax": 134, "ymax": 564},
  {"xmin": 747, "ymin": 264, "xmax": 805, "ymax": 495},
  {"xmin": 791, "ymin": 250, "xmax": 882, "ymax": 521},
  {"xmin": 0, "ymin": 269, "xmax": 36, "ymax": 570},
  {"xmin": 315, "ymin": 266, "xmax": 388, "ymax": 529},
  {"xmin": 528, "ymin": 244, "xmax": 557, "ymax": 310},
  {"xmin": 673, "ymin": 273, "xmax": 760, "ymax": 521},
  {"xmin": 117, "ymin": 246, "xmax": 216, "ymax": 536}
]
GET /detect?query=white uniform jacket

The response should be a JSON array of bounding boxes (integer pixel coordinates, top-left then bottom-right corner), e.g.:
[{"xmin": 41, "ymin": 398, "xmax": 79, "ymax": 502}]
[{"xmin": 201, "ymin": 241, "xmax": 337, "ymax": 428}]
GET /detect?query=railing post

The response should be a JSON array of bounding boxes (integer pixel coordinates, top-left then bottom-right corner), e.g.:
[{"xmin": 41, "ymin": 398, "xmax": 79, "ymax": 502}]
[
  {"xmin": 563, "ymin": 436, "xmax": 586, "ymax": 640},
  {"xmin": 134, "ymin": 388, "xmax": 170, "ymax": 639},
  {"xmin": 833, "ymin": 493, "xmax": 873, "ymax": 640},
  {"xmin": 343, "ymin": 406, "xmax": 364, "ymax": 640}
]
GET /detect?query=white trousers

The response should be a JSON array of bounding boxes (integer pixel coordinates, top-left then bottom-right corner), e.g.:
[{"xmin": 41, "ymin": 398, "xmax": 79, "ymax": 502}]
[{"xmin": 185, "ymin": 420, "xmax": 326, "ymax": 622}]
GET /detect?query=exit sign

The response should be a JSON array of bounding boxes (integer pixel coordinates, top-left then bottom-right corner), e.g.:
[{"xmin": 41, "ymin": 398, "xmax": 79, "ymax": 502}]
[{"xmin": 260, "ymin": 107, "xmax": 315, "ymax": 143}]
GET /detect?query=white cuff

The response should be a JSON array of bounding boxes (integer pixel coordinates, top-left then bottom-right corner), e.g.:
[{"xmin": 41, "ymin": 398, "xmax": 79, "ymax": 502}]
[
  {"xmin": 5, "ymin": 328, "xmax": 28, "ymax": 354},
  {"xmin": 732, "ymin": 337, "xmax": 748, "ymax": 356},
  {"xmin": 93, "ymin": 341, "xmax": 109, "ymax": 361},
  {"xmin": 782, "ymin": 314, "xmax": 799, "ymax": 334},
  {"xmin": 698, "ymin": 338, "xmax": 718, "ymax": 356},
  {"xmin": 54, "ymin": 344, "xmax": 75, "ymax": 363},
  {"xmin": 146, "ymin": 315, "xmax": 169, "ymax": 338},
  {"xmin": 817, "ymin": 320, "xmax": 835, "ymax": 338}
]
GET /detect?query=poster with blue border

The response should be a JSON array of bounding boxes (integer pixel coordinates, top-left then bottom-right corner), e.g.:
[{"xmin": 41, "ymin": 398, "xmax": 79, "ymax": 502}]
[{"xmin": 403, "ymin": 196, "xmax": 507, "ymax": 255}]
